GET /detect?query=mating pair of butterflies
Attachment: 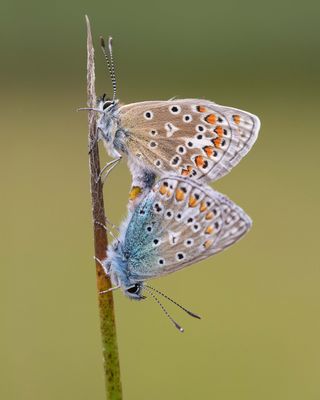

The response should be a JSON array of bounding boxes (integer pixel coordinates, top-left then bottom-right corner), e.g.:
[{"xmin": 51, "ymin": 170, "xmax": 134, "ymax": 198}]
[{"xmin": 91, "ymin": 37, "xmax": 260, "ymax": 331}]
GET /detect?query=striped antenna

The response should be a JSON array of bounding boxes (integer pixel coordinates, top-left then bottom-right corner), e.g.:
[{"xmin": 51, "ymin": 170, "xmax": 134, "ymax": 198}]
[
  {"xmin": 145, "ymin": 284, "xmax": 201, "ymax": 319},
  {"xmin": 100, "ymin": 36, "xmax": 117, "ymax": 102},
  {"xmin": 143, "ymin": 286, "xmax": 184, "ymax": 332},
  {"xmin": 108, "ymin": 37, "xmax": 117, "ymax": 101}
]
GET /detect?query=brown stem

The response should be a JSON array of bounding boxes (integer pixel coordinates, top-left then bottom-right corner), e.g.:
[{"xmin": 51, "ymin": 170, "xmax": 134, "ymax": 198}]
[{"xmin": 85, "ymin": 15, "xmax": 122, "ymax": 400}]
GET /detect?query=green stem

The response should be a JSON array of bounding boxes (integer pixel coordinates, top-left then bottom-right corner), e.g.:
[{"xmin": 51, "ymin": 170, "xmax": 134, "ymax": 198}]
[{"xmin": 85, "ymin": 15, "xmax": 122, "ymax": 400}]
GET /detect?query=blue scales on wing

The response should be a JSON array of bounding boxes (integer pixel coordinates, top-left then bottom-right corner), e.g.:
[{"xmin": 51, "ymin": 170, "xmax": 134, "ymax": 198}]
[
  {"xmin": 117, "ymin": 177, "xmax": 252, "ymax": 282},
  {"xmin": 121, "ymin": 196, "xmax": 162, "ymax": 279}
]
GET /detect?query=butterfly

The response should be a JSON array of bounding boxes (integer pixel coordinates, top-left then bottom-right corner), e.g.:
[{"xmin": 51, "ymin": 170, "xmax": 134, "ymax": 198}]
[
  {"xmin": 100, "ymin": 176, "xmax": 252, "ymax": 331},
  {"xmin": 85, "ymin": 37, "xmax": 260, "ymax": 204}
]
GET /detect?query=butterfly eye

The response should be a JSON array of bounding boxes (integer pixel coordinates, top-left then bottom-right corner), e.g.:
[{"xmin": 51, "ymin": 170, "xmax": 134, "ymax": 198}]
[
  {"xmin": 103, "ymin": 101, "xmax": 113, "ymax": 110},
  {"xmin": 127, "ymin": 284, "xmax": 140, "ymax": 294}
]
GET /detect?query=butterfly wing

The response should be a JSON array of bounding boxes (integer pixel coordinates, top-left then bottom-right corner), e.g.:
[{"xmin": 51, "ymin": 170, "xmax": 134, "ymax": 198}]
[
  {"xmin": 122, "ymin": 177, "xmax": 252, "ymax": 281},
  {"xmin": 118, "ymin": 99, "xmax": 260, "ymax": 183}
]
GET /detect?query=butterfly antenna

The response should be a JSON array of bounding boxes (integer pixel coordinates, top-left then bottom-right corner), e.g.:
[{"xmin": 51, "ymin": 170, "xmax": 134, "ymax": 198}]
[
  {"xmin": 100, "ymin": 36, "xmax": 117, "ymax": 102},
  {"xmin": 143, "ymin": 286, "xmax": 184, "ymax": 332},
  {"xmin": 145, "ymin": 284, "xmax": 201, "ymax": 319},
  {"xmin": 108, "ymin": 37, "xmax": 117, "ymax": 102}
]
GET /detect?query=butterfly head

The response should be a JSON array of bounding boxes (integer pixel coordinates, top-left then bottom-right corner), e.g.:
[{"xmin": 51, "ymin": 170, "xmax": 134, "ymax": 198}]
[
  {"xmin": 96, "ymin": 36, "xmax": 121, "ymax": 153},
  {"xmin": 97, "ymin": 93, "xmax": 118, "ymax": 110},
  {"xmin": 96, "ymin": 94, "xmax": 120, "ymax": 151},
  {"xmin": 106, "ymin": 240, "xmax": 146, "ymax": 300}
]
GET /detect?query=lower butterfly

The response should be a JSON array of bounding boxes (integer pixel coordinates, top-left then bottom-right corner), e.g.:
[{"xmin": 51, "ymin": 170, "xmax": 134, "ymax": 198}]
[{"xmin": 100, "ymin": 177, "xmax": 252, "ymax": 331}]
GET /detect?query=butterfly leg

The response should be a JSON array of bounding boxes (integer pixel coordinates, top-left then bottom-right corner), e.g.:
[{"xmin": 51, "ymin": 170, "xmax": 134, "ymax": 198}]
[
  {"xmin": 94, "ymin": 257, "xmax": 121, "ymax": 294},
  {"xmin": 100, "ymin": 285, "xmax": 121, "ymax": 295},
  {"xmin": 96, "ymin": 156, "xmax": 122, "ymax": 184},
  {"xmin": 94, "ymin": 220, "xmax": 119, "ymax": 243},
  {"xmin": 88, "ymin": 135, "xmax": 101, "ymax": 154},
  {"xmin": 93, "ymin": 256, "xmax": 110, "ymax": 274},
  {"xmin": 105, "ymin": 217, "xmax": 120, "ymax": 233}
]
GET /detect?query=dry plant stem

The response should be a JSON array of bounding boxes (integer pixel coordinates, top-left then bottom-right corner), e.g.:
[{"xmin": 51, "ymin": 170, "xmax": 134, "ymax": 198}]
[{"xmin": 85, "ymin": 15, "xmax": 122, "ymax": 400}]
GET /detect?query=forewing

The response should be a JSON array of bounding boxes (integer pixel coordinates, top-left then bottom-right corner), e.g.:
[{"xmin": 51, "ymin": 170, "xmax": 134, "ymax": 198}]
[
  {"xmin": 123, "ymin": 177, "xmax": 252, "ymax": 281},
  {"xmin": 119, "ymin": 99, "xmax": 260, "ymax": 182}
]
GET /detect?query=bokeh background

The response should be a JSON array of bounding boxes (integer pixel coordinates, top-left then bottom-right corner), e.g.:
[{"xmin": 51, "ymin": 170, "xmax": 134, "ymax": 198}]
[{"xmin": 1, "ymin": 0, "xmax": 319, "ymax": 399}]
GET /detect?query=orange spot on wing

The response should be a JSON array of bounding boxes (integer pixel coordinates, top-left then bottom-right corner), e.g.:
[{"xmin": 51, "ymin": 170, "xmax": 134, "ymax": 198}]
[
  {"xmin": 195, "ymin": 155, "xmax": 205, "ymax": 168},
  {"xmin": 175, "ymin": 188, "xmax": 185, "ymax": 201},
  {"xmin": 213, "ymin": 138, "xmax": 222, "ymax": 148},
  {"xmin": 199, "ymin": 201, "xmax": 207, "ymax": 212},
  {"xmin": 129, "ymin": 186, "xmax": 142, "ymax": 200},
  {"xmin": 214, "ymin": 126, "xmax": 224, "ymax": 137},
  {"xmin": 205, "ymin": 114, "xmax": 217, "ymax": 124},
  {"xmin": 205, "ymin": 211, "xmax": 214, "ymax": 220},
  {"xmin": 203, "ymin": 239, "xmax": 213, "ymax": 249},
  {"xmin": 181, "ymin": 165, "xmax": 192, "ymax": 176},
  {"xmin": 196, "ymin": 105, "xmax": 206, "ymax": 113},
  {"xmin": 159, "ymin": 185, "xmax": 168, "ymax": 195},
  {"xmin": 233, "ymin": 115, "xmax": 241, "ymax": 124},
  {"xmin": 205, "ymin": 225, "xmax": 214, "ymax": 234},
  {"xmin": 188, "ymin": 195, "xmax": 197, "ymax": 207},
  {"xmin": 203, "ymin": 146, "xmax": 214, "ymax": 157}
]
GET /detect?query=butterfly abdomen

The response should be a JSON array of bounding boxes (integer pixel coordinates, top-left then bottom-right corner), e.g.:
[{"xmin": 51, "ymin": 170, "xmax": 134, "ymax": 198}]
[{"xmin": 113, "ymin": 129, "xmax": 129, "ymax": 155}]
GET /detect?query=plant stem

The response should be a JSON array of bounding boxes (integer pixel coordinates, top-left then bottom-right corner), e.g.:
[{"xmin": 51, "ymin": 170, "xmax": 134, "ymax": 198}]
[{"xmin": 85, "ymin": 15, "xmax": 122, "ymax": 400}]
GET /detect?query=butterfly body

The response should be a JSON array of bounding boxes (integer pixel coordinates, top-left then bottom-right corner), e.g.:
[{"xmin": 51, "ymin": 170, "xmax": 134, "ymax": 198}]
[
  {"xmin": 97, "ymin": 98, "xmax": 260, "ymax": 197},
  {"xmin": 102, "ymin": 177, "xmax": 252, "ymax": 300},
  {"xmin": 96, "ymin": 100, "xmax": 122, "ymax": 158}
]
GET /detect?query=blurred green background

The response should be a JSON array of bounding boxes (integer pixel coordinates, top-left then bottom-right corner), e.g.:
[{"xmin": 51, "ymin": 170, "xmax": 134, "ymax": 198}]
[{"xmin": 1, "ymin": 0, "xmax": 319, "ymax": 399}]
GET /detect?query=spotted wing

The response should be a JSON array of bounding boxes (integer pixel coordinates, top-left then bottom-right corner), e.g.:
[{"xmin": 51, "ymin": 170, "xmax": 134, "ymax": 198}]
[
  {"xmin": 123, "ymin": 177, "xmax": 252, "ymax": 281},
  {"xmin": 118, "ymin": 99, "xmax": 260, "ymax": 183}
]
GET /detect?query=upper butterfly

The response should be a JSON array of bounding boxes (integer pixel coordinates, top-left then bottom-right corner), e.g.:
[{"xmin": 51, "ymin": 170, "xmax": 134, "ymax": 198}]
[{"xmin": 94, "ymin": 37, "xmax": 260, "ymax": 200}]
